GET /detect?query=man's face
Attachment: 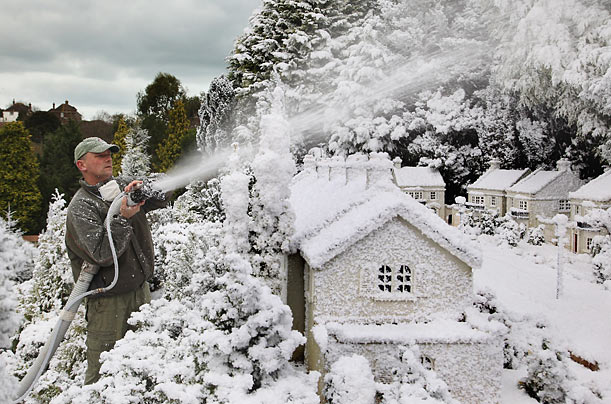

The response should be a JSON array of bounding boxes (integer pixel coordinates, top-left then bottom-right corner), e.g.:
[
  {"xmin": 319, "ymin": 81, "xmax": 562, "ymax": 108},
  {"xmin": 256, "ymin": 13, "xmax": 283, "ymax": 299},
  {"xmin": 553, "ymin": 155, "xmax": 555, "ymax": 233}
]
[{"xmin": 78, "ymin": 150, "xmax": 113, "ymax": 184}]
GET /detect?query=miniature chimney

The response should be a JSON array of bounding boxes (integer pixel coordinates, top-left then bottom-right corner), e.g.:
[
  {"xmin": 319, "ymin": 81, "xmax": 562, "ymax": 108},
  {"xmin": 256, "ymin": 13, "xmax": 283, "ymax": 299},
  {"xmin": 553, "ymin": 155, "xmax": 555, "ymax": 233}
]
[
  {"xmin": 302, "ymin": 154, "xmax": 316, "ymax": 175},
  {"xmin": 488, "ymin": 158, "xmax": 501, "ymax": 170},
  {"xmin": 556, "ymin": 158, "xmax": 571, "ymax": 172},
  {"xmin": 367, "ymin": 152, "xmax": 395, "ymax": 190},
  {"xmin": 329, "ymin": 155, "xmax": 346, "ymax": 183},
  {"xmin": 393, "ymin": 156, "xmax": 402, "ymax": 169},
  {"xmin": 346, "ymin": 153, "xmax": 368, "ymax": 188},
  {"xmin": 316, "ymin": 157, "xmax": 330, "ymax": 180}
]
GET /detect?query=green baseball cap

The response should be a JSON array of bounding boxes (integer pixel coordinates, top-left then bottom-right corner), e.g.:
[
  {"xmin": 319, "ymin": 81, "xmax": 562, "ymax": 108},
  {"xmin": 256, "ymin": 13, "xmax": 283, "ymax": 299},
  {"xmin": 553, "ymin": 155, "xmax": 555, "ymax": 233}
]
[{"xmin": 74, "ymin": 137, "xmax": 119, "ymax": 163}]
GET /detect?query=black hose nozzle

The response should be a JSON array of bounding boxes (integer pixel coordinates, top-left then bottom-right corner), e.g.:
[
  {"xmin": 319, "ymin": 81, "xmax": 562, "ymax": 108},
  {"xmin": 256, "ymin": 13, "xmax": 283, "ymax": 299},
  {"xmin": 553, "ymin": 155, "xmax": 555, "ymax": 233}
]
[{"xmin": 126, "ymin": 181, "xmax": 165, "ymax": 206}]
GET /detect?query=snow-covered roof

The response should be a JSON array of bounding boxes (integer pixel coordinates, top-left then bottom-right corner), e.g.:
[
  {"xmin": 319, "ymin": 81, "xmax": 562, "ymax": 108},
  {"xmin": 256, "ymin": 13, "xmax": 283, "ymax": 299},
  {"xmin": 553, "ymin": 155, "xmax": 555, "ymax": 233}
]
[
  {"xmin": 290, "ymin": 153, "xmax": 481, "ymax": 269},
  {"xmin": 468, "ymin": 168, "xmax": 529, "ymax": 191},
  {"xmin": 393, "ymin": 166, "xmax": 445, "ymax": 188},
  {"xmin": 507, "ymin": 168, "xmax": 564, "ymax": 194},
  {"xmin": 569, "ymin": 170, "xmax": 611, "ymax": 202},
  {"xmin": 325, "ymin": 320, "xmax": 493, "ymax": 344}
]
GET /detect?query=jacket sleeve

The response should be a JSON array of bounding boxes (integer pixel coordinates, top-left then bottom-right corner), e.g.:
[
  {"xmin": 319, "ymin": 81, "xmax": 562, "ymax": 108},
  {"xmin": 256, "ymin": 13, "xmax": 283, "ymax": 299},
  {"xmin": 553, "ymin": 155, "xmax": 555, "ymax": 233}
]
[
  {"xmin": 142, "ymin": 190, "xmax": 173, "ymax": 213},
  {"xmin": 65, "ymin": 197, "xmax": 133, "ymax": 267}
]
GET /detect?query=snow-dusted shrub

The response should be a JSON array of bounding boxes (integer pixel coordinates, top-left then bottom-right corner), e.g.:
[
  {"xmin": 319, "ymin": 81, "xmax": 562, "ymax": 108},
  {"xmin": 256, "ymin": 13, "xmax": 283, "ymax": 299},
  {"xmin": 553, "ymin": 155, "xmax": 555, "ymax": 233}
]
[
  {"xmin": 324, "ymin": 354, "xmax": 376, "ymax": 404},
  {"xmin": 527, "ymin": 225, "xmax": 546, "ymax": 246},
  {"xmin": 0, "ymin": 211, "xmax": 36, "ymax": 284},
  {"xmin": 121, "ymin": 125, "xmax": 151, "ymax": 177},
  {"xmin": 0, "ymin": 215, "xmax": 24, "ymax": 349},
  {"xmin": 0, "ymin": 354, "xmax": 17, "ymax": 403},
  {"xmin": 590, "ymin": 235, "xmax": 611, "ymax": 284},
  {"xmin": 376, "ymin": 345, "xmax": 459, "ymax": 404},
  {"xmin": 480, "ymin": 210, "xmax": 501, "ymax": 236},
  {"xmin": 5, "ymin": 191, "xmax": 88, "ymax": 403},
  {"xmin": 496, "ymin": 217, "xmax": 524, "ymax": 247},
  {"xmin": 519, "ymin": 339, "xmax": 570, "ymax": 404}
]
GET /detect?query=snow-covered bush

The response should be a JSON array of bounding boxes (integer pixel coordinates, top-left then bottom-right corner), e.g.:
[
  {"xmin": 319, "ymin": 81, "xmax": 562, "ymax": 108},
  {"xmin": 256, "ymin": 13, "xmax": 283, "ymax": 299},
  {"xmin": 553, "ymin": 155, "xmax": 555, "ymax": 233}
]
[
  {"xmin": 590, "ymin": 235, "xmax": 611, "ymax": 284},
  {"xmin": 0, "ymin": 210, "xmax": 36, "ymax": 284},
  {"xmin": 324, "ymin": 354, "xmax": 376, "ymax": 404},
  {"xmin": 527, "ymin": 225, "xmax": 546, "ymax": 246},
  {"xmin": 496, "ymin": 216, "xmax": 525, "ymax": 247},
  {"xmin": 5, "ymin": 191, "xmax": 88, "ymax": 403},
  {"xmin": 376, "ymin": 345, "xmax": 459, "ymax": 404},
  {"xmin": 121, "ymin": 125, "xmax": 151, "ymax": 177},
  {"xmin": 519, "ymin": 339, "xmax": 571, "ymax": 404},
  {"xmin": 480, "ymin": 210, "xmax": 501, "ymax": 236}
]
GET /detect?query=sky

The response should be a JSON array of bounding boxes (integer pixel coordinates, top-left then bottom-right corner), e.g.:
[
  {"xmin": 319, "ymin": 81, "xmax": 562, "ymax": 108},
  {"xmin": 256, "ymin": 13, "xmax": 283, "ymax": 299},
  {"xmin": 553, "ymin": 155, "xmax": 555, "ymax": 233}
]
[{"xmin": 0, "ymin": 0, "xmax": 261, "ymax": 120}]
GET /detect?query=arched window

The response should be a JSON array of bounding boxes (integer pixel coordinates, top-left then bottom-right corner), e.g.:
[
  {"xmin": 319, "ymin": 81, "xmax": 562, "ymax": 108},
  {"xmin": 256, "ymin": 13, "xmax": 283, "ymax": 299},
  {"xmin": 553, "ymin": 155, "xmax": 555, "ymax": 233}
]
[{"xmin": 378, "ymin": 265, "xmax": 392, "ymax": 292}]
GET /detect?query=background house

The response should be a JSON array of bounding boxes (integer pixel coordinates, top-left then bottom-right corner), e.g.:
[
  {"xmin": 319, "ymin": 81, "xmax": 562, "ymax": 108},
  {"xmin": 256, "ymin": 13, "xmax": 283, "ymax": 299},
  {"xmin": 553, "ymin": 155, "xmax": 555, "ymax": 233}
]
[
  {"xmin": 466, "ymin": 158, "xmax": 530, "ymax": 217},
  {"xmin": 286, "ymin": 152, "xmax": 503, "ymax": 404},
  {"xmin": 1, "ymin": 100, "xmax": 33, "ymax": 123},
  {"xmin": 568, "ymin": 170, "xmax": 611, "ymax": 254},
  {"xmin": 48, "ymin": 100, "xmax": 82, "ymax": 123},
  {"xmin": 505, "ymin": 159, "xmax": 582, "ymax": 240},
  {"xmin": 392, "ymin": 158, "xmax": 446, "ymax": 220}
]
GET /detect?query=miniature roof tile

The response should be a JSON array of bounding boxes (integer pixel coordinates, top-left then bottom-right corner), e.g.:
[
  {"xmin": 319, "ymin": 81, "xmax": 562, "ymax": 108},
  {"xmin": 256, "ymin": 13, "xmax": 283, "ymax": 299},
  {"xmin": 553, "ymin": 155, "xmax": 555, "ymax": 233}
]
[
  {"xmin": 469, "ymin": 168, "xmax": 530, "ymax": 191},
  {"xmin": 290, "ymin": 154, "xmax": 481, "ymax": 269},
  {"xmin": 569, "ymin": 170, "xmax": 611, "ymax": 202},
  {"xmin": 507, "ymin": 168, "xmax": 563, "ymax": 194},
  {"xmin": 393, "ymin": 166, "xmax": 445, "ymax": 187}
]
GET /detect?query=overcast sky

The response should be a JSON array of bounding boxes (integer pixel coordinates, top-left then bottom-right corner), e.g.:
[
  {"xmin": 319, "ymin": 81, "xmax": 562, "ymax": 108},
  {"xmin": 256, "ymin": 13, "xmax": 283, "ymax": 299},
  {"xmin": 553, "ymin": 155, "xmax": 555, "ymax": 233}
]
[{"xmin": 0, "ymin": 0, "xmax": 260, "ymax": 120}]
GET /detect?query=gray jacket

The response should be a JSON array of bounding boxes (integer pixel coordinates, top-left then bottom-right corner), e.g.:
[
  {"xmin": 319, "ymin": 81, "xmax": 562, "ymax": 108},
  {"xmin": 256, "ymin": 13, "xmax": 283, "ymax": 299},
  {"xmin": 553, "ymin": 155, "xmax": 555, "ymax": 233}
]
[{"xmin": 65, "ymin": 178, "xmax": 168, "ymax": 297}]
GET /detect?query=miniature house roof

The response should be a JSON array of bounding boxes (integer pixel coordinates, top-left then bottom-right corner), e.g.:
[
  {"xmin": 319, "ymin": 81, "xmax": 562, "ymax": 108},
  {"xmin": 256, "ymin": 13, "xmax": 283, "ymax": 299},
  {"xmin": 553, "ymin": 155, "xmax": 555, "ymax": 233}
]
[
  {"xmin": 325, "ymin": 319, "xmax": 493, "ymax": 345},
  {"xmin": 569, "ymin": 169, "xmax": 611, "ymax": 202},
  {"xmin": 290, "ymin": 153, "xmax": 481, "ymax": 270},
  {"xmin": 507, "ymin": 168, "xmax": 565, "ymax": 195},
  {"xmin": 393, "ymin": 166, "xmax": 445, "ymax": 188},
  {"xmin": 468, "ymin": 168, "xmax": 530, "ymax": 191}
]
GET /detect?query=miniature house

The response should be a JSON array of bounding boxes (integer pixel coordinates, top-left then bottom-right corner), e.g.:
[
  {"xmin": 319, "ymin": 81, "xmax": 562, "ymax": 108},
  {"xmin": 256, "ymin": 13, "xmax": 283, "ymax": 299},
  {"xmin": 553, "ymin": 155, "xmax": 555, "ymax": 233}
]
[
  {"xmin": 392, "ymin": 158, "xmax": 446, "ymax": 220},
  {"xmin": 568, "ymin": 170, "xmax": 611, "ymax": 254},
  {"xmin": 505, "ymin": 159, "xmax": 582, "ymax": 239},
  {"xmin": 286, "ymin": 152, "xmax": 503, "ymax": 404},
  {"xmin": 467, "ymin": 159, "xmax": 530, "ymax": 217}
]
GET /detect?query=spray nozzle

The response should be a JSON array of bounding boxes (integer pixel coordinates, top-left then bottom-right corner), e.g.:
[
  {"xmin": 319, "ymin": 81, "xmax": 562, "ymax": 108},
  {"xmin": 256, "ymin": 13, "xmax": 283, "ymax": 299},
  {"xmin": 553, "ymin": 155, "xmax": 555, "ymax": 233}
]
[{"xmin": 126, "ymin": 180, "xmax": 165, "ymax": 206}]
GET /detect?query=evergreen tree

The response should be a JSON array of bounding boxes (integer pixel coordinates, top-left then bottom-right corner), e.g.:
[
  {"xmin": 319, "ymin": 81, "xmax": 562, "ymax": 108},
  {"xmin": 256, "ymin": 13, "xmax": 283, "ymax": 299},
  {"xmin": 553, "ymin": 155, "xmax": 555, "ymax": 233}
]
[
  {"xmin": 111, "ymin": 116, "xmax": 130, "ymax": 176},
  {"xmin": 0, "ymin": 122, "xmax": 42, "ymax": 234},
  {"xmin": 23, "ymin": 111, "xmax": 61, "ymax": 144},
  {"xmin": 0, "ymin": 215, "xmax": 21, "ymax": 349},
  {"xmin": 121, "ymin": 125, "xmax": 152, "ymax": 177},
  {"xmin": 37, "ymin": 121, "xmax": 82, "ymax": 228},
  {"xmin": 196, "ymin": 75, "xmax": 236, "ymax": 154},
  {"xmin": 155, "ymin": 100, "xmax": 189, "ymax": 173}
]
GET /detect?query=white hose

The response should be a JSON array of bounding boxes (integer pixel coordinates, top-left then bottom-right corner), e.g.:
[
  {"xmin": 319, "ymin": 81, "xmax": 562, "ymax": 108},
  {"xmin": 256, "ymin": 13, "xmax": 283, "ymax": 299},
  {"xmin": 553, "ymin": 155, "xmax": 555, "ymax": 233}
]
[{"xmin": 13, "ymin": 193, "xmax": 125, "ymax": 403}]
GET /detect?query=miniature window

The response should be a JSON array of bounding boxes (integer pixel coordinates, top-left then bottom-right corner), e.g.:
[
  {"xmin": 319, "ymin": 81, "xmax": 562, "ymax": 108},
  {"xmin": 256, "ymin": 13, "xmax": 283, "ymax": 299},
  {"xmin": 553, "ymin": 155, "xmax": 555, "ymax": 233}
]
[
  {"xmin": 409, "ymin": 191, "xmax": 423, "ymax": 199},
  {"xmin": 558, "ymin": 200, "xmax": 570, "ymax": 212},
  {"xmin": 587, "ymin": 238, "xmax": 593, "ymax": 251},
  {"xmin": 397, "ymin": 265, "xmax": 412, "ymax": 293},
  {"xmin": 472, "ymin": 195, "xmax": 484, "ymax": 205},
  {"xmin": 420, "ymin": 355, "xmax": 435, "ymax": 370},
  {"xmin": 378, "ymin": 265, "xmax": 392, "ymax": 292},
  {"xmin": 430, "ymin": 191, "xmax": 437, "ymax": 200},
  {"xmin": 490, "ymin": 196, "xmax": 497, "ymax": 207},
  {"xmin": 518, "ymin": 200, "xmax": 528, "ymax": 210}
]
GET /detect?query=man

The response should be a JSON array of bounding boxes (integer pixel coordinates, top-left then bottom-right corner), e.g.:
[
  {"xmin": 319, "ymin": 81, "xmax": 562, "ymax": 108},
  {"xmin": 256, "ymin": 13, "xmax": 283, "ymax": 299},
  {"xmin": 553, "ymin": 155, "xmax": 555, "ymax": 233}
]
[{"xmin": 65, "ymin": 137, "xmax": 168, "ymax": 384}]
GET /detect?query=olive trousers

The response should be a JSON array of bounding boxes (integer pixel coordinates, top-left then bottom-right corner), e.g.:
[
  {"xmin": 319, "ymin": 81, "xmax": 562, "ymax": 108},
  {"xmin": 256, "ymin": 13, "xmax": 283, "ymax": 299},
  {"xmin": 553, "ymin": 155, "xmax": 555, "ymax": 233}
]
[{"xmin": 84, "ymin": 282, "xmax": 151, "ymax": 385}]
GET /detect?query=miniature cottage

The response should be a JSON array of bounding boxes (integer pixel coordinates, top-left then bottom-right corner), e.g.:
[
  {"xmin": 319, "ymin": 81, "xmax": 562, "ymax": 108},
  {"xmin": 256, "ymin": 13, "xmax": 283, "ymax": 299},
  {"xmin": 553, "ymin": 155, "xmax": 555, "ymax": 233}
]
[
  {"xmin": 286, "ymin": 152, "xmax": 503, "ymax": 404},
  {"xmin": 568, "ymin": 170, "xmax": 611, "ymax": 254},
  {"xmin": 467, "ymin": 158, "xmax": 530, "ymax": 216},
  {"xmin": 392, "ymin": 158, "xmax": 446, "ymax": 220},
  {"xmin": 505, "ymin": 159, "xmax": 582, "ymax": 238}
]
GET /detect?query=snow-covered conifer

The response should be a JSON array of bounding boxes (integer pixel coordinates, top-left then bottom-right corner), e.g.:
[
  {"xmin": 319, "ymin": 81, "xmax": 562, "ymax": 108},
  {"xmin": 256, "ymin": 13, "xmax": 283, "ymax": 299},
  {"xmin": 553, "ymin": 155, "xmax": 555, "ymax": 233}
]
[
  {"xmin": 121, "ymin": 125, "xmax": 152, "ymax": 177},
  {"xmin": 249, "ymin": 87, "xmax": 296, "ymax": 292},
  {"xmin": 197, "ymin": 75, "xmax": 236, "ymax": 154},
  {"xmin": 0, "ymin": 214, "xmax": 24, "ymax": 348},
  {"xmin": 527, "ymin": 225, "xmax": 546, "ymax": 246}
]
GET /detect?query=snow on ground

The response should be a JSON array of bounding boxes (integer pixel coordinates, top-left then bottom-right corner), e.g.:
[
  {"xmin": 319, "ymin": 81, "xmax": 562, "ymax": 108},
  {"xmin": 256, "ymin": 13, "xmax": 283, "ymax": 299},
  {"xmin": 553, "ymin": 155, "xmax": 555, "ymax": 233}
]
[{"xmin": 475, "ymin": 236, "xmax": 611, "ymax": 402}]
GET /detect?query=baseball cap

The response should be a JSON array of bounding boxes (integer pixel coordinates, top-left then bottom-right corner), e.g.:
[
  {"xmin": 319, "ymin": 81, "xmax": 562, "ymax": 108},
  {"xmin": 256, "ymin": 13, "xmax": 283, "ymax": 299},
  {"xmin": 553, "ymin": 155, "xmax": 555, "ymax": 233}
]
[{"xmin": 74, "ymin": 137, "xmax": 119, "ymax": 163}]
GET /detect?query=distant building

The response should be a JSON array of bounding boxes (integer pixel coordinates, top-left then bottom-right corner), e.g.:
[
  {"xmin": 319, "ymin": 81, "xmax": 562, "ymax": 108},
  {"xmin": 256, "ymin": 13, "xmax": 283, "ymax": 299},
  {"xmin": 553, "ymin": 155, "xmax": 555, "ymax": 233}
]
[
  {"xmin": 568, "ymin": 170, "xmax": 611, "ymax": 254},
  {"xmin": 467, "ymin": 159, "xmax": 530, "ymax": 217},
  {"xmin": 506, "ymin": 159, "xmax": 582, "ymax": 240},
  {"xmin": 392, "ymin": 158, "xmax": 446, "ymax": 219},
  {"xmin": 48, "ymin": 100, "xmax": 82, "ymax": 123},
  {"xmin": 1, "ymin": 100, "xmax": 33, "ymax": 123}
]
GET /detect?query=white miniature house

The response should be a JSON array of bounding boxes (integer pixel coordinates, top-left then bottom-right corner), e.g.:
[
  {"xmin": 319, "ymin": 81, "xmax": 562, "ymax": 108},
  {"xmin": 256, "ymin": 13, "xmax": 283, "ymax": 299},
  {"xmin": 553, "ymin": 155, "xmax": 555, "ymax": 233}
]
[
  {"xmin": 286, "ymin": 152, "xmax": 503, "ymax": 404},
  {"xmin": 505, "ymin": 159, "xmax": 582, "ymax": 238},
  {"xmin": 568, "ymin": 170, "xmax": 611, "ymax": 254},
  {"xmin": 467, "ymin": 158, "xmax": 530, "ymax": 216},
  {"xmin": 392, "ymin": 157, "xmax": 446, "ymax": 220}
]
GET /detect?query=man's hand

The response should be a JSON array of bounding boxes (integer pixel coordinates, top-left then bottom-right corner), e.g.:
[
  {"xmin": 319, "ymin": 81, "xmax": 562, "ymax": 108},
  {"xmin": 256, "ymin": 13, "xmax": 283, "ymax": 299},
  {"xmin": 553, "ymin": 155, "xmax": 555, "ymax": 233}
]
[{"xmin": 119, "ymin": 180, "xmax": 145, "ymax": 219}]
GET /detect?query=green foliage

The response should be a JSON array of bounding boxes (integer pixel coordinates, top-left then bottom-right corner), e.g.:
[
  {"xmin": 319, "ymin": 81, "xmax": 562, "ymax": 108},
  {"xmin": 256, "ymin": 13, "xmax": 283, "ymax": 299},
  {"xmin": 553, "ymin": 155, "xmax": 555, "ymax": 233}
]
[
  {"xmin": 0, "ymin": 122, "xmax": 42, "ymax": 234},
  {"xmin": 23, "ymin": 111, "xmax": 61, "ymax": 144},
  {"xmin": 37, "ymin": 121, "xmax": 82, "ymax": 230},
  {"xmin": 112, "ymin": 116, "xmax": 130, "ymax": 176},
  {"xmin": 137, "ymin": 72, "xmax": 186, "ymax": 161},
  {"xmin": 155, "ymin": 100, "xmax": 190, "ymax": 173}
]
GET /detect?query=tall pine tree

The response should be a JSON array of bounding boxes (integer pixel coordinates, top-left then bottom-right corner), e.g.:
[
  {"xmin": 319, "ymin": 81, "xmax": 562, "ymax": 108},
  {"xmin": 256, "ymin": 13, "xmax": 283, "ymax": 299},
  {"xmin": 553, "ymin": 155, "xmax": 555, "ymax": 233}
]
[{"xmin": 155, "ymin": 99, "xmax": 190, "ymax": 173}]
